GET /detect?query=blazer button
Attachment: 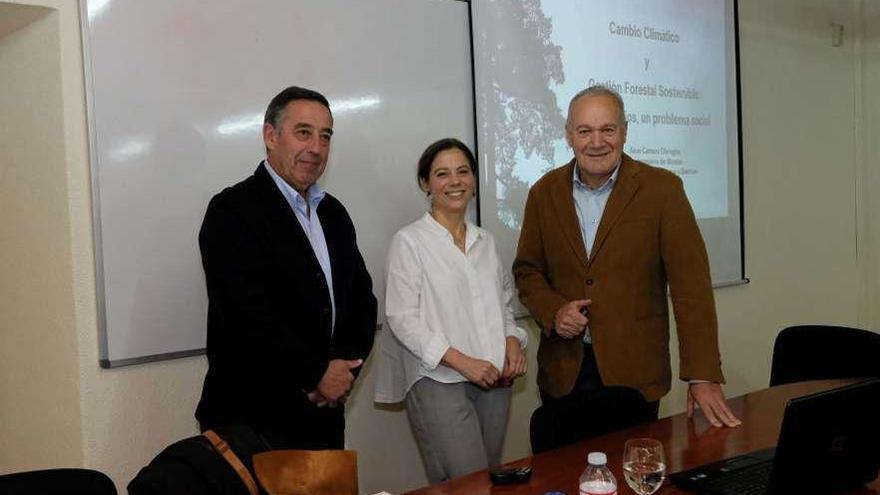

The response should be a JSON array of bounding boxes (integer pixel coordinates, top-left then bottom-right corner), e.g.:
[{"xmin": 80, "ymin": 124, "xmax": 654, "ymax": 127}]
[
  {"xmin": 322, "ymin": 307, "xmax": 330, "ymax": 316},
  {"xmin": 586, "ymin": 278, "xmax": 594, "ymax": 286},
  {"xmin": 316, "ymin": 272, "xmax": 324, "ymax": 279}
]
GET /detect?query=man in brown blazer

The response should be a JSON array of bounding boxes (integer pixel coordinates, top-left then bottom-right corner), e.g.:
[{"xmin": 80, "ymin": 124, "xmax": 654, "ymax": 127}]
[{"xmin": 514, "ymin": 86, "xmax": 739, "ymax": 451}]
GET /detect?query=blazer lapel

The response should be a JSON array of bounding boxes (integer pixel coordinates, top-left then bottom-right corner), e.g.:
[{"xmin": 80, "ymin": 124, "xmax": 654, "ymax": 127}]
[
  {"xmin": 589, "ymin": 156, "xmax": 641, "ymax": 268},
  {"xmin": 550, "ymin": 160, "xmax": 589, "ymax": 271},
  {"xmin": 253, "ymin": 164, "xmax": 322, "ymax": 272}
]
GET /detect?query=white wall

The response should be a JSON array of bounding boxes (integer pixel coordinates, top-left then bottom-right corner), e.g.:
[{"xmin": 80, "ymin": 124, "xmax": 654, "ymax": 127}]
[
  {"xmin": 859, "ymin": 0, "xmax": 880, "ymax": 329},
  {"xmin": 0, "ymin": 0, "xmax": 208, "ymax": 489},
  {"xmin": 0, "ymin": 0, "xmax": 877, "ymax": 494},
  {"xmin": 0, "ymin": 2, "xmax": 83, "ymax": 470},
  {"xmin": 664, "ymin": 0, "xmax": 866, "ymax": 413}
]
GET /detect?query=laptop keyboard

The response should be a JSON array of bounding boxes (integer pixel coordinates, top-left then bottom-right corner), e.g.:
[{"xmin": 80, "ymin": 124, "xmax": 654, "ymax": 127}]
[{"xmin": 700, "ymin": 460, "xmax": 772, "ymax": 495}]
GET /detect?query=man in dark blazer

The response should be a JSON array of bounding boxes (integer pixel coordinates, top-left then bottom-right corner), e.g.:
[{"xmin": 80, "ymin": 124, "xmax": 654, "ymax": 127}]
[
  {"xmin": 195, "ymin": 86, "xmax": 377, "ymax": 449},
  {"xmin": 514, "ymin": 86, "xmax": 739, "ymax": 452}
]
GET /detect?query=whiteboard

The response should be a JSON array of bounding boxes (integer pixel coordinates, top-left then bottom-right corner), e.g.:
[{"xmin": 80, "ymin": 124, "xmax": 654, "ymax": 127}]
[{"xmin": 80, "ymin": 0, "xmax": 474, "ymax": 366}]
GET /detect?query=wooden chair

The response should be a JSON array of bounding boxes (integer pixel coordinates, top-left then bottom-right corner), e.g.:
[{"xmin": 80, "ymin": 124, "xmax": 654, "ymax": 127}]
[{"xmin": 253, "ymin": 450, "xmax": 357, "ymax": 495}]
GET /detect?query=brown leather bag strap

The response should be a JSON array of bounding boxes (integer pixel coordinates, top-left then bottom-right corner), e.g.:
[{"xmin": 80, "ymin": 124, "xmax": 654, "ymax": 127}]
[{"xmin": 203, "ymin": 429, "xmax": 260, "ymax": 495}]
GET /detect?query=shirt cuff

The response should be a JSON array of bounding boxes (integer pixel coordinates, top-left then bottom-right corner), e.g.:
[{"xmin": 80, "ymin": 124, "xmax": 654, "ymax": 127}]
[
  {"xmin": 420, "ymin": 333, "xmax": 450, "ymax": 371},
  {"xmin": 505, "ymin": 325, "xmax": 528, "ymax": 349}
]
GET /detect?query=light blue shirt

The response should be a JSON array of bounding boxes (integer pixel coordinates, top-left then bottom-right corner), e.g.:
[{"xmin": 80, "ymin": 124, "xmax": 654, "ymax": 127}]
[
  {"xmin": 572, "ymin": 163, "xmax": 620, "ymax": 343},
  {"xmin": 264, "ymin": 160, "xmax": 336, "ymax": 334},
  {"xmin": 572, "ymin": 164, "xmax": 620, "ymax": 257}
]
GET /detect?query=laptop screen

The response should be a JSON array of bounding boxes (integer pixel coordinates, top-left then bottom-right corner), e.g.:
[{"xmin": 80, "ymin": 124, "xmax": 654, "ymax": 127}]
[
  {"xmin": 769, "ymin": 378, "xmax": 880, "ymax": 493},
  {"xmin": 670, "ymin": 379, "xmax": 880, "ymax": 494}
]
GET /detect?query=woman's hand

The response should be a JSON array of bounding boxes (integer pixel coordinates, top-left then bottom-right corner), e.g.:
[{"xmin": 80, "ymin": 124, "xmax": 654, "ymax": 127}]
[
  {"xmin": 501, "ymin": 336, "xmax": 527, "ymax": 384},
  {"xmin": 442, "ymin": 348, "xmax": 501, "ymax": 389}
]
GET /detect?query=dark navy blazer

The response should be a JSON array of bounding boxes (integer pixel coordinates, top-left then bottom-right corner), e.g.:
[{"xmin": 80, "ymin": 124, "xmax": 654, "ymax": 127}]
[{"xmin": 195, "ymin": 163, "xmax": 376, "ymax": 446}]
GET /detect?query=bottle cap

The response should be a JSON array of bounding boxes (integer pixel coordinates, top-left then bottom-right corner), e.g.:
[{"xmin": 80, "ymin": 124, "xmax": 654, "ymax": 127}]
[{"xmin": 587, "ymin": 452, "xmax": 607, "ymax": 465}]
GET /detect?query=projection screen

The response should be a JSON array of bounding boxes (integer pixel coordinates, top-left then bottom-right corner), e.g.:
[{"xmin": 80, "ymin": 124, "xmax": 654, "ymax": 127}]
[{"xmin": 471, "ymin": 0, "xmax": 744, "ymax": 288}]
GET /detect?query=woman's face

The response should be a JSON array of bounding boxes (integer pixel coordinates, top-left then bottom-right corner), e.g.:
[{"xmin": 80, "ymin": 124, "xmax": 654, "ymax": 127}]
[
  {"xmin": 421, "ymin": 148, "xmax": 475, "ymax": 215},
  {"xmin": 422, "ymin": 148, "xmax": 474, "ymax": 213}
]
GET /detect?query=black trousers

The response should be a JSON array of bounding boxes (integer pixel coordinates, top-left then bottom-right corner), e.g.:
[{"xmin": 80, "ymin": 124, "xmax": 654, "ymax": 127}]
[
  {"xmin": 201, "ymin": 404, "xmax": 345, "ymax": 451},
  {"xmin": 530, "ymin": 344, "xmax": 659, "ymax": 454}
]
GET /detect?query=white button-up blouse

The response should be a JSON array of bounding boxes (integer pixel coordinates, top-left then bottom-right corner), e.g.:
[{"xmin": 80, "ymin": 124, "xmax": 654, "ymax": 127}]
[{"xmin": 374, "ymin": 213, "xmax": 527, "ymax": 403}]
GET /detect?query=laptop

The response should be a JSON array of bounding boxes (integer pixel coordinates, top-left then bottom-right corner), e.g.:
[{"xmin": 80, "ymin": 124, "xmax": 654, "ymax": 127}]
[{"xmin": 669, "ymin": 378, "xmax": 880, "ymax": 494}]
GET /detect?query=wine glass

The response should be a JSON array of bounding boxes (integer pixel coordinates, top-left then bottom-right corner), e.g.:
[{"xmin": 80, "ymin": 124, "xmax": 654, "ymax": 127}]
[{"xmin": 623, "ymin": 438, "xmax": 666, "ymax": 495}]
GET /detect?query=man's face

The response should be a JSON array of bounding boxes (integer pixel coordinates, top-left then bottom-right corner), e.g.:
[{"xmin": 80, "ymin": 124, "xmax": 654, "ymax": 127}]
[
  {"xmin": 566, "ymin": 94, "xmax": 627, "ymax": 188},
  {"xmin": 264, "ymin": 99, "xmax": 333, "ymax": 194}
]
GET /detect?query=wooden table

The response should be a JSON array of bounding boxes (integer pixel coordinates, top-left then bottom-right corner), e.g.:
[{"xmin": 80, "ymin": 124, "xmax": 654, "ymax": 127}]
[{"xmin": 405, "ymin": 379, "xmax": 880, "ymax": 494}]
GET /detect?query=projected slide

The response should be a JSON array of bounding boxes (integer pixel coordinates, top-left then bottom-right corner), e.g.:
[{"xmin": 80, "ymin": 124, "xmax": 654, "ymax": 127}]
[{"xmin": 472, "ymin": 0, "xmax": 743, "ymax": 285}]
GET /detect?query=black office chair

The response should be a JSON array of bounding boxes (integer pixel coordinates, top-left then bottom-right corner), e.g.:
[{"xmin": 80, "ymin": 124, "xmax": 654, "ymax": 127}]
[
  {"xmin": 0, "ymin": 468, "xmax": 117, "ymax": 494},
  {"xmin": 769, "ymin": 325, "xmax": 880, "ymax": 387}
]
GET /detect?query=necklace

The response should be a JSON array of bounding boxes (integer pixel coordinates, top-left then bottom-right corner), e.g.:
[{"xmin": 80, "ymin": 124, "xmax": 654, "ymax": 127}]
[
  {"xmin": 451, "ymin": 225, "xmax": 466, "ymax": 252},
  {"xmin": 429, "ymin": 209, "xmax": 467, "ymax": 252}
]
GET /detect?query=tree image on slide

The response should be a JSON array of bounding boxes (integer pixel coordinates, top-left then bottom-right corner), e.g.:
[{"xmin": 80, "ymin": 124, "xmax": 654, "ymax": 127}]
[{"xmin": 474, "ymin": 0, "xmax": 565, "ymax": 234}]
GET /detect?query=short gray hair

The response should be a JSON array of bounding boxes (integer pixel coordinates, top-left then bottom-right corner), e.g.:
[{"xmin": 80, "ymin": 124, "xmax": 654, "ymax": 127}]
[{"xmin": 566, "ymin": 85, "xmax": 626, "ymax": 128}]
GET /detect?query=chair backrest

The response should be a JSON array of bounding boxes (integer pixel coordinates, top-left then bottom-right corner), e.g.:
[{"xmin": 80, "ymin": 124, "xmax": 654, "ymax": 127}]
[
  {"xmin": 769, "ymin": 325, "xmax": 880, "ymax": 386},
  {"xmin": 0, "ymin": 468, "xmax": 117, "ymax": 495},
  {"xmin": 128, "ymin": 425, "xmax": 270, "ymax": 495},
  {"xmin": 252, "ymin": 450, "xmax": 357, "ymax": 495}
]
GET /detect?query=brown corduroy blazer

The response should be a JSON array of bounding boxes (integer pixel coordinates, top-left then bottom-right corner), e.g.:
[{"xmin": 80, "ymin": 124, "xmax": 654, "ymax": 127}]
[{"xmin": 513, "ymin": 155, "xmax": 724, "ymax": 402}]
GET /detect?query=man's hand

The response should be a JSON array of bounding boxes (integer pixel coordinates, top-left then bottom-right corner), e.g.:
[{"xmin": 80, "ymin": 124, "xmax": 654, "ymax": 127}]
[
  {"xmin": 500, "ymin": 336, "xmax": 527, "ymax": 384},
  {"xmin": 687, "ymin": 382, "xmax": 742, "ymax": 427},
  {"xmin": 553, "ymin": 299, "xmax": 591, "ymax": 338},
  {"xmin": 306, "ymin": 389, "xmax": 337, "ymax": 408},
  {"xmin": 316, "ymin": 358, "xmax": 362, "ymax": 403}
]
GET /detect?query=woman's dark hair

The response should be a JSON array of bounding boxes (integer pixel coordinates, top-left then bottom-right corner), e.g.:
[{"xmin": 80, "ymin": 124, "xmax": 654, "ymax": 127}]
[{"xmin": 417, "ymin": 138, "xmax": 477, "ymax": 187}]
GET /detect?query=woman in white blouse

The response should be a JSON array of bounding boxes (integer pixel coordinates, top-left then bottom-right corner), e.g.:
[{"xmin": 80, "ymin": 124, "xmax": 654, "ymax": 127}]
[{"xmin": 375, "ymin": 138, "xmax": 528, "ymax": 483}]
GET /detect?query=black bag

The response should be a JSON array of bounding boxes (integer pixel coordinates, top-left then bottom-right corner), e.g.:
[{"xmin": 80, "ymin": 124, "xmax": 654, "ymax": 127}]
[{"xmin": 128, "ymin": 425, "xmax": 270, "ymax": 495}]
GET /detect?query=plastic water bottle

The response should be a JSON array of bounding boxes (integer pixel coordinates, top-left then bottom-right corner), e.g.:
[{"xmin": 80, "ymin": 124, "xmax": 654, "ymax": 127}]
[{"xmin": 579, "ymin": 452, "xmax": 617, "ymax": 495}]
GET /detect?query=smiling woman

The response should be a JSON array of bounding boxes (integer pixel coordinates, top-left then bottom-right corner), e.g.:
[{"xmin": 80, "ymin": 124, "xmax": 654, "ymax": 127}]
[
  {"xmin": 417, "ymin": 139, "xmax": 477, "ymax": 237},
  {"xmin": 375, "ymin": 138, "xmax": 528, "ymax": 484}
]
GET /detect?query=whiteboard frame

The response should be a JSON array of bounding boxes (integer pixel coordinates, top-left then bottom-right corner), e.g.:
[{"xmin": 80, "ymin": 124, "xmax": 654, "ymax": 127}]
[{"xmin": 79, "ymin": 0, "xmax": 477, "ymax": 368}]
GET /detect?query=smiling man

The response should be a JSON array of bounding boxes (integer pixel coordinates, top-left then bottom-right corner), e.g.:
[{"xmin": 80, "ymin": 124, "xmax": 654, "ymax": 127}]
[
  {"xmin": 195, "ymin": 86, "xmax": 377, "ymax": 449},
  {"xmin": 514, "ymin": 85, "xmax": 740, "ymax": 453}
]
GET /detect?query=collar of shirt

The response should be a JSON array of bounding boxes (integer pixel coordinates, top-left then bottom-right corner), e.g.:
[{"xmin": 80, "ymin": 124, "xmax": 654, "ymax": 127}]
[
  {"xmin": 421, "ymin": 211, "xmax": 483, "ymax": 251},
  {"xmin": 572, "ymin": 160, "xmax": 620, "ymax": 194},
  {"xmin": 263, "ymin": 159, "xmax": 326, "ymax": 215}
]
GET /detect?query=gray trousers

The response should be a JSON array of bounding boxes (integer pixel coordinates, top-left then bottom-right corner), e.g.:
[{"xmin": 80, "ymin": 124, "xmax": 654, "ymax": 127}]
[{"xmin": 405, "ymin": 378, "xmax": 512, "ymax": 484}]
